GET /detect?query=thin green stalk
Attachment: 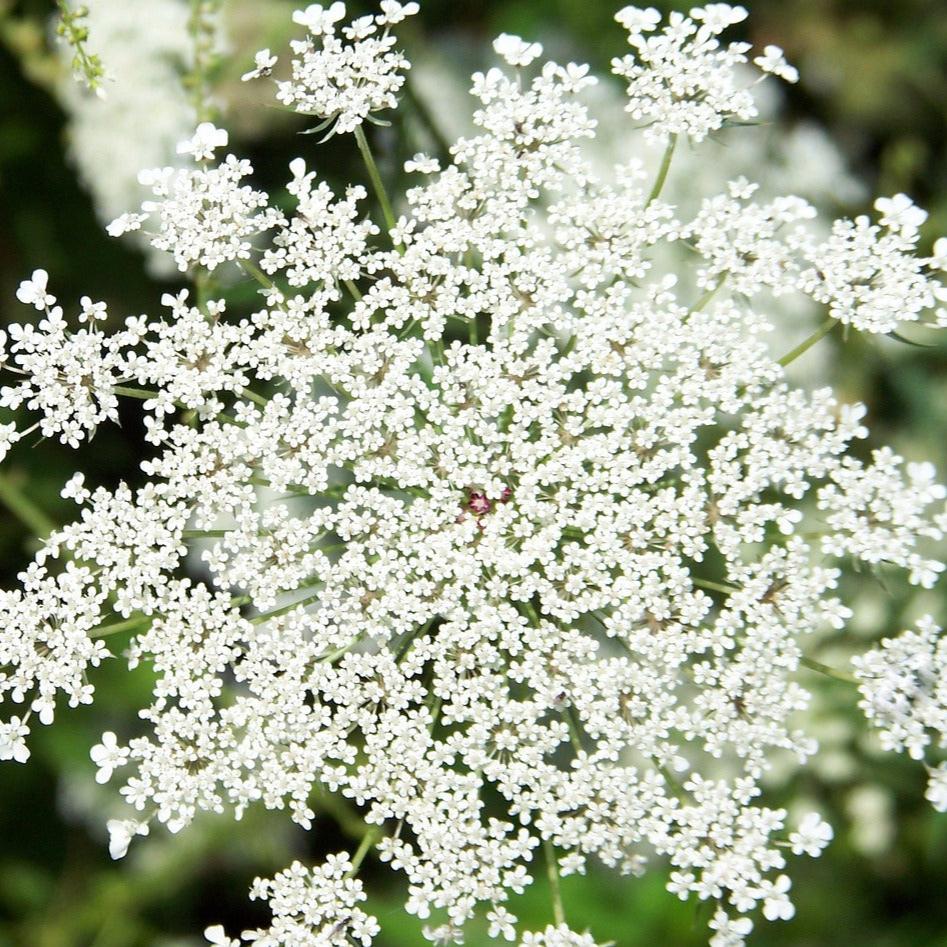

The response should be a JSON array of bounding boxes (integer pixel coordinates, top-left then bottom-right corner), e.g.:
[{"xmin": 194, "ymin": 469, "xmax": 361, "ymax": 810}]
[
  {"xmin": 347, "ymin": 826, "xmax": 381, "ymax": 877},
  {"xmin": 543, "ymin": 838, "xmax": 566, "ymax": 927},
  {"xmin": 646, "ymin": 133, "xmax": 677, "ymax": 206},
  {"xmin": 778, "ymin": 317, "xmax": 836, "ymax": 367},
  {"xmin": 799, "ymin": 654, "xmax": 857, "ymax": 685},
  {"xmin": 90, "ymin": 615, "xmax": 151, "ymax": 639},
  {"xmin": 112, "ymin": 385, "xmax": 159, "ymax": 402},
  {"xmin": 0, "ymin": 472, "xmax": 57, "ymax": 537},
  {"xmin": 240, "ymin": 259, "xmax": 275, "ymax": 291},
  {"xmin": 692, "ymin": 577, "xmax": 739, "ymax": 596},
  {"xmin": 344, "ymin": 279, "xmax": 363, "ymax": 302},
  {"xmin": 354, "ymin": 125, "xmax": 402, "ymax": 251},
  {"xmin": 250, "ymin": 589, "xmax": 322, "ymax": 624},
  {"xmin": 241, "ymin": 388, "xmax": 269, "ymax": 408},
  {"xmin": 691, "ymin": 277, "xmax": 725, "ymax": 313}
]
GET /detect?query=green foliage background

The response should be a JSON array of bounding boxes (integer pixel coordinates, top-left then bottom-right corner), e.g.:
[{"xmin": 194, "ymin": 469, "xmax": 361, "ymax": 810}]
[{"xmin": 0, "ymin": 1, "xmax": 946, "ymax": 944}]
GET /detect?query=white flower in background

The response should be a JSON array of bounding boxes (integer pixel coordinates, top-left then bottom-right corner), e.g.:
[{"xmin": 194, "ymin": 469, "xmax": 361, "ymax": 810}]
[
  {"xmin": 3, "ymin": 4, "xmax": 947, "ymax": 947},
  {"xmin": 53, "ymin": 0, "xmax": 202, "ymax": 273}
]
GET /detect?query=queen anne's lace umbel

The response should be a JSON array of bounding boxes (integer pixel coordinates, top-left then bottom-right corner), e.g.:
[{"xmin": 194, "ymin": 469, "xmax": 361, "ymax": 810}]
[{"xmin": 2, "ymin": 4, "xmax": 946, "ymax": 946}]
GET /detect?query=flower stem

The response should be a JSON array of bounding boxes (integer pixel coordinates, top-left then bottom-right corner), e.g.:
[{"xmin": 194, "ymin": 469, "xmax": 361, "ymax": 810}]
[
  {"xmin": 778, "ymin": 317, "xmax": 836, "ymax": 368},
  {"xmin": 90, "ymin": 614, "xmax": 151, "ymax": 638},
  {"xmin": 646, "ymin": 133, "xmax": 677, "ymax": 206},
  {"xmin": 354, "ymin": 124, "xmax": 402, "ymax": 251},
  {"xmin": 347, "ymin": 825, "xmax": 381, "ymax": 877},
  {"xmin": 250, "ymin": 589, "xmax": 322, "ymax": 624},
  {"xmin": 799, "ymin": 654, "xmax": 857, "ymax": 685},
  {"xmin": 543, "ymin": 837, "xmax": 566, "ymax": 927},
  {"xmin": 240, "ymin": 259, "xmax": 275, "ymax": 291},
  {"xmin": 693, "ymin": 577, "xmax": 739, "ymax": 596}
]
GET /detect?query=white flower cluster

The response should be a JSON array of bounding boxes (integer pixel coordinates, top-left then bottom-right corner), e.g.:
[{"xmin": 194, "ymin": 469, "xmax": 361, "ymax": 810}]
[
  {"xmin": 1, "ymin": 271, "xmax": 144, "ymax": 446},
  {"xmin": 108, "ymin": 134, "xmax": 285, "ymax": 272},
  {"xmin": 612, "ymin": 5, "xmax": 763, "ymax": 142},
  {"xmin": 258, "ymin": 1, "xmax": 419, "ymax": 137},
  {"xmin": 2, "ymin": 4, "xmax": 946, "ymax": 947},
  {"xmin": 853, "ymin": 617, "xmax": 947, "ymax": 810}
]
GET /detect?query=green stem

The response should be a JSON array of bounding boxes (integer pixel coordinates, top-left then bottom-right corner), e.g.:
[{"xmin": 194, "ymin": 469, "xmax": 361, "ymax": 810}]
[
  {"xmin": 778, "ymin": 317, "xmax": 836, "ymax": 368},
  {"xmin": 249, "ymin": 589, "xmax": 322, "ymax": 624},
  {"xmin": 691, "ymin": 277, "xmax": 725, "ymax": 313},
  {"xmin": 354, "ymin": 124, "xmax": 402, "ymax": 251},
  {"xmin": 112, "ymin": 385, "xmax": 159, "ymax": 402},
  {"xmin": 692, "ymin": 577, "xmax": 739, "ymax": 596},
  {"xmin": 241, "ymin": 388, "xmax": 269, "ymax": 408},
  {"xmin": 90, "ymin": 615, "xmax": 151, "ymax": 638},
  {"xmin": 543, "ymin": 838, "xmax": 566, "ymax": 927},
  {"xmin": 0, "ymin": 472, "xmax": 57, "ymax": 537},
  {"xmin": 799, "ymin": 654, "xmax": 857, "ymax": 685},
  {"xmin": 240, "ymin": 259, "xmax": 275, "ymax": 291},
  {"xmin": 646, "ymin": 133, "xmax": 677, "ymax": 205},
  {"xmin": 347, "ymin": 826, "xmax": 381, "ymax": 877},
  {"xmin": 344, "ymin": 279, "xmax": 363, "ymax": 302}
]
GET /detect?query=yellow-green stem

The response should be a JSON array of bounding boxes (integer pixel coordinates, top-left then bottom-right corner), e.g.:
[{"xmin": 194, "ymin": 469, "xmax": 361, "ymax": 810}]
[
  {"xmin": 778, "ymin": 317, "xmax": 836, "ymax": 368},
  {"xmin": 646, "ymin": 133, "xmax": 677, "ymax": 205},
  {"xmin": 543, "ymin": 837, "xmax": 566, "ymax": 927},
  {"xmin": 799, "ymin": 654, "xmax": 857, "ymax": 685},
  {"xmin": 354, "ymin": 124, "xmax": 402, "ymax": 252}
]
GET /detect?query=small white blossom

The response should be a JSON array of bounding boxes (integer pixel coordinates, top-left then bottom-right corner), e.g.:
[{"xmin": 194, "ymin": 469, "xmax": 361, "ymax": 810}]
[
  {"xmin": 292, "ymin": 2, "xmax": 347, "ymax": 36},
  {"xmin": 493, "ymin": 33, "xmax": 543, "ymax": 68},
  {"xmin": 176, "ymin": 122, "xmax": 230, "ymax": 161},
  {"xmin": 106, "ymin": 818, "xmax": 149, "ymax": 859},
  {"xmin": 16, "ymin": 269, "xmax": 56, "ymax": 310},
  {"xmin": 788, "ymin": 812, "xmax": 833, "ymax": 857},
  {"xmin": 242, "ymin": 48, "xmax": 278, "ymax": 81},
  {"xmin": 90, "ymin": 731, "xmax": 130, "ymax": 784},
  {"xmin": 754, "ymin": 45, "xmax": 798, "ymax": 83}
]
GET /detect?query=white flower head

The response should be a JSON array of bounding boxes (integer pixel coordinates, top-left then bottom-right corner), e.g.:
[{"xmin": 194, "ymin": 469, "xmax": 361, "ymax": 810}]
[
  {"xmin": 377, "ymin": 1, "xmax": 420, "ymax": 26},
  {"xmin": 16, "ymin": 269, "xmax": 55, "ymax": 311},
  {"xmin": 90, "ymin": 730, "xmax": 129, "ymax": 784},
  {"xmin": 106, "ymin": 818, "xmax": 149, "ymax": 860},
  {"xmin": 493, "ymin": 32, "xmax": 543, "ymax": 67},
  {"xmin": 292, "ymin": 2, "xmax": 347, "ymax": 35},
  {"xmin": 789, "ymin": 812, "xmax": 833, "ymax": 857},
  {"xmin": 754, "ymin": 45, "xmax": 799, "ymax": 83},
  {"xmin": 242, "ymin": 48, "xmax": 279, "ymax": 82},
  {"xmin": 875, "ymin": 193, "xmax": 928, "ymax": 235},
  {"xmin": 204, "ymin": 925, "xmax": 240, "ymax": 947},
  {"xmin": 0, "ymin": 717, "xmax": 30, "ymax": 764},
  {"xmin": 0, "ymin": 422, "xmax": 20, "ymax": 465},
  {"xmin": 615, "ymin": 6, "xmax": 662, "ymax": 35},
  {"xmin": 176, "ymin": 122, "xmax": 230, "ymax": 161}
]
